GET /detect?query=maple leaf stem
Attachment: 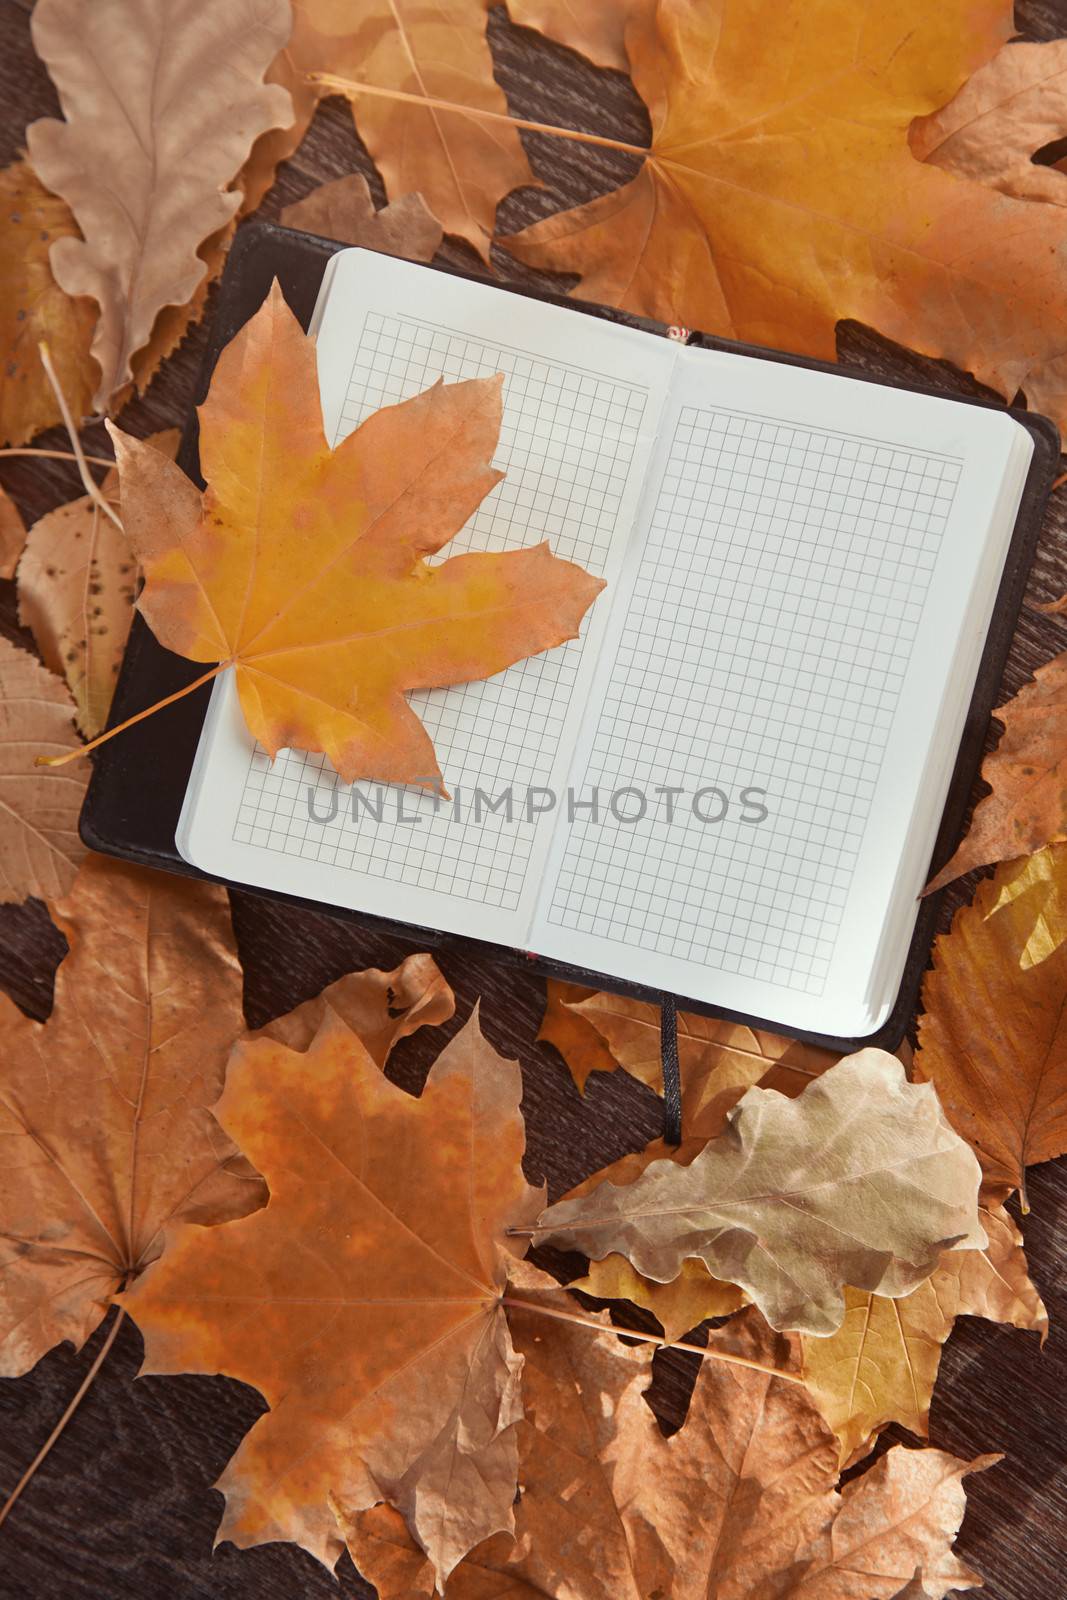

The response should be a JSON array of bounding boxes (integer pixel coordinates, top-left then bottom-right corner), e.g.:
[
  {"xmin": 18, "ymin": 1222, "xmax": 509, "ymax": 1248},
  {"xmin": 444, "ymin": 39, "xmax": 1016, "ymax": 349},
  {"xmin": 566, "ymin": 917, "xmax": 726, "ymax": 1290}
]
[
  {"xmin": 310, "ymin": 72, "xmax": 651, "ymax": 159},
  {"xmin": 35, "ymin": 661, "xmax": 231, "ymax": 768},
  {"xmin": 37, "ymin": 340, "xmax": 124, "ymax": 534},
  {"xmin": 0, "ymin": 447, "xmax": 116, "ymax": 469},
  {"xmin": 0, "ymin": 1306, "xmax": 127, "ymax": 1533},
  {"xmin": 500, "ymin": 1295, "xmax": 804, "ymax": 1384}
]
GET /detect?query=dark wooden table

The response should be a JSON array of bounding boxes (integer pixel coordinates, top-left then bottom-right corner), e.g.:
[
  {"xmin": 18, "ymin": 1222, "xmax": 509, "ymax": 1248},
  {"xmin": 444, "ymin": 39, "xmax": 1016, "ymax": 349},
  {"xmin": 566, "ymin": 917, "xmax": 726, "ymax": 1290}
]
[{"xmin": 2, "ymin": 3, "xmax": 1066, "ymax": 1596}]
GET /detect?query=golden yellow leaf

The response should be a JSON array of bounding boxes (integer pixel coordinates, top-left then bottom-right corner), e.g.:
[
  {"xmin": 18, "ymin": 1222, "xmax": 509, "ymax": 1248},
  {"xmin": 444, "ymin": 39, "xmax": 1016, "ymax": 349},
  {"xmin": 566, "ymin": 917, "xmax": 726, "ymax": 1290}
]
[
  {"xmin": 109, "ymin": 281, "xmax": 603, "ymax": 791},
  {"xmin": 574, "ymin": 1252, "xmax": 745, "ymax": 1342},
  {"xmin": 281, "ymin": 172, "xmax": 443, "ymax": 259},
  {"xmin": 0, "ymin": 856, "xmax": 265, "ymax": 1376},
  {"xmin": 911, "ymin": 37, "xmax": 1067, "ymax": 205},
  {"xmin": 504, "ymin": 0, "xmax": 1067, "ymax": 431},
  {"xmin": 16, "ymin": 430, "xmax": 179, "ymax": 739},
  {"xmin": 0, "ymin": 159, "xmax": 96, "ymax": 447},
  {"xmin": 26, "ymin": 0, "xmax": 294, "ymax": 411},
  {"xmin": 802, "ymin": 1194, "xmax": 1046, "ymax": 1468},
  {"xmin": 926, "ymin": 653, "xmax": 1067, "ymax": 891},
  {"xmin": 915, "ymin": 844, "xmax": 1067, "ymax": 1209},
  {"xmin": 532, "ymin": 1051, "xmax": 986, "ymax": 1336},
  {"xmin": 0, "ymin": 634, "xmax": 87, "ymax": 903},
  {"xmin": 124, "ymin": 1006, "xmax": 545, "ymax": 1586}
]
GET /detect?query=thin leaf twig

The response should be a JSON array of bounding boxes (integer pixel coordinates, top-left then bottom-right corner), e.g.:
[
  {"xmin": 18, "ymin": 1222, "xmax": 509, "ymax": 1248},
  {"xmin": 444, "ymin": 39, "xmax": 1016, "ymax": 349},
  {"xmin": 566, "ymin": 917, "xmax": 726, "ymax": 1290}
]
[
  {"xmin": 0, "ymin": 1307, "xmax": 127, "ymax": 1533},
  {"xmin": 37, "ymin": 341, "xmax": 124, "ymax": 534},
  {"xmin": 36, "ymin": 662, "xmax": 231, "ymax": 767}
]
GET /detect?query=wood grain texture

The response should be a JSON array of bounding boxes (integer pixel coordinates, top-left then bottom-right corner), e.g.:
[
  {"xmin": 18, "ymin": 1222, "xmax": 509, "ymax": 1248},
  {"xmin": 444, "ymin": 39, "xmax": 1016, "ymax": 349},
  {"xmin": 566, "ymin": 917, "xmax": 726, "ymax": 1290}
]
[{"xmin": 1, "ymin": 2, "xmax": 1066, "ymax": 1596}]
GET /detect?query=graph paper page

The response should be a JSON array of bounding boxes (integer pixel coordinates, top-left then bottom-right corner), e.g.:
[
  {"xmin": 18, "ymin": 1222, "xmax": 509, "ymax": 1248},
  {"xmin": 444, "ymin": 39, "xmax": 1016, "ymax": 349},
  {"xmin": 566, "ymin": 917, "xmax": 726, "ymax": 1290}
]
[
  {"xmin": 533, "ymin": 346, "xmax": 1031, "ymax": 1037},
  {"xmin": 177, "ymin": 251, "xmax": 676, "ymax": 945}
]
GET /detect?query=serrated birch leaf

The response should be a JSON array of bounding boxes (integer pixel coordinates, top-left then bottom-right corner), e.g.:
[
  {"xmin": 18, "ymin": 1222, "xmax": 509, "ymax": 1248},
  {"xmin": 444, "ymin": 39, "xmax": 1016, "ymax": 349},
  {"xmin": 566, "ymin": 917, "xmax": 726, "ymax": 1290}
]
[
  {"xmin": 109, "ymin": 281, "xmax": 603, "ymax": 791},
  {"xmin": 530, "ymin": 1051, "xmax": 986, "ymax": 1336},
  {"xmin": 16, "ymin": 429, "xmax": 178, "ymax": 738},
  {"xmin": 802, "ymin": 1193, "xmax": 1046, "ymax": 1467},
  {"xmin": 915, "ymin": 844, "xmax": 1067, "ymax": 1207},
  {"xmin": 26, "ymin": 0, "xmax": 294, "ymax": 410},
  {"xmin": 124, "ymin": 1007, "xmax": 545, "ymax": 1587},
  {"xmin": 0, "ymin": 634, "xmax": 87, "ymax": 903},
  {"xmin": 0, "ymin": 855, "xmax": 264, "ymax": 1376},
  {"xmin": 0, "ymin": 159, "xmax": 95, "ymax": 447},
  {"xmin": 281, "ymin": 173, "xmax": 442, "ymax": 259}
]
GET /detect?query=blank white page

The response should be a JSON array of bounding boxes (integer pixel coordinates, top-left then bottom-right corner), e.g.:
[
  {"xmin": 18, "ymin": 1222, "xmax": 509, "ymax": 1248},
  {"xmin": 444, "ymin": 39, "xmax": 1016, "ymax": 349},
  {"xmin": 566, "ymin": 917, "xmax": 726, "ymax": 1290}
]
[
  {"xmin": 177, "ymin": 251, "xmax": 676, "ymax": 946},
  {"xmin": 533, "ymin": 346, "xmax": 1031, "ymax": 1037}
]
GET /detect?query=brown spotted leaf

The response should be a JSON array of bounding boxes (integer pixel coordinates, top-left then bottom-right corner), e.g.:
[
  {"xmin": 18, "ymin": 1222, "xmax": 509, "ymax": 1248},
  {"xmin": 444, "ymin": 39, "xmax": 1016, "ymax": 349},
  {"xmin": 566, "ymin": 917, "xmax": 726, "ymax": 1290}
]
[{"xmin": 0, "ymin": 634, "xmax": 87, "ymax": 903}]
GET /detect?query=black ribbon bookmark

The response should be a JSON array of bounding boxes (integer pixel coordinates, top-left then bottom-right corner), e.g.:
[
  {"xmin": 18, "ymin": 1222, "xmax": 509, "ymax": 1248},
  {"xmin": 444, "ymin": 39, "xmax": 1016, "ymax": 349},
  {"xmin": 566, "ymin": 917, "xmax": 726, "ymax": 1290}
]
[{"xmin": 660, "ymin": 991, "xmax": 682, "ymax": 1147}]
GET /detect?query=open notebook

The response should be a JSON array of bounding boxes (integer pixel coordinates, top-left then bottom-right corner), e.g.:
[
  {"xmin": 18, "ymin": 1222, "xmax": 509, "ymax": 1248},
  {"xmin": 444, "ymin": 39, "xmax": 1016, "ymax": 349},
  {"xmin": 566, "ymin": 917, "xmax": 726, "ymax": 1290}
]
[{"xmin": 175, "ymin": 248, "xmax": 1035, "ymax": 1040}]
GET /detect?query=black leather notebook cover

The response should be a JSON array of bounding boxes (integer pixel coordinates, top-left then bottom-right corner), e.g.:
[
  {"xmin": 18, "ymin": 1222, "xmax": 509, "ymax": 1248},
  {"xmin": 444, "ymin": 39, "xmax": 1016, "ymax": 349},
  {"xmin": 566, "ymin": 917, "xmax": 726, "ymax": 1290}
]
[{"xmin": 80, "ymin": 220, "xmax": 1061, "ymax": 1053}]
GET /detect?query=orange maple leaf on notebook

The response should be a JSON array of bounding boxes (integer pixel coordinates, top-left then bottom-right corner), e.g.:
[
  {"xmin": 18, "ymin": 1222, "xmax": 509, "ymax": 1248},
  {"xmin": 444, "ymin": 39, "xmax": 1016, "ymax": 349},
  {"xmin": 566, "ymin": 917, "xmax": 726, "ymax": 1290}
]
[{"xmin": 103, "ymin": 281, "xmax": 604, "ymax": 794}]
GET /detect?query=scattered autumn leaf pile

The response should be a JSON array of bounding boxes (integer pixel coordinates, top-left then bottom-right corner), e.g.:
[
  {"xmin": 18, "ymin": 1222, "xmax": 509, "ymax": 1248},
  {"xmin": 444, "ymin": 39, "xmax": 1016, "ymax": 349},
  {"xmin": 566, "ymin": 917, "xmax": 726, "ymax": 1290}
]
[{"xmin": 2, "ymin": 0, "xmax": 1067, "ymax": 1595}]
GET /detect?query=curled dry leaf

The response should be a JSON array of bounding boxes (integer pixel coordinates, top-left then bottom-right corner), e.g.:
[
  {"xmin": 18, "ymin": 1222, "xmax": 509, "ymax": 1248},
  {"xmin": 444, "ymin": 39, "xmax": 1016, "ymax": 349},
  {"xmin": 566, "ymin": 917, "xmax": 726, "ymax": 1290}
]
[
  {"xmin": 802, "ymin": 1191, "xmax": 1047, "ymax": 1468},
  {"xmin": 109, "ymin": 281, "xmax": 603, "ymax": 791},
  {"xmin": 0, "ymin": 633, "xmax": 87, "ymax": 903},
  {"xmin": 916, "ymin": 844, "xmax": 1067, "ymax": 1209},
  {"xmin": 16, "ymin": 429, "xmax": 179, "ymax": 739},
  {"xmin": 26, "ymin": 0, "xmax": 294, "ymax": 412},
  {"xmin": 124, "ymin": 1006, "xmax": 545, "ymax": 1587},
  {"xmin": 531, "ymin": 1051, "xmax": 986, "ymax": 1336},
  {"xmin": 254, "ymin": 0, "xmax": 534, "ymax": 261},
  {"xmin": 925, "ymin": 652, "xmax": 1067, "ymax": 891},
  {"xmin": 0, "ymin": 484, "xmax": 25, "ymax": 579},
  {"xmin": 281, "ymin": 173, "xmax": 443, "ymax": 260},
  {"xmin": 256, "ymin": 950, "xmax": 454, "ymax": 1060},
  {"xmin": 0, "ymin": 159, "xmax": 95, "ymax": 448},
  {"xmin": 504, "ymin": 0, "xmax": 1067, "ymax": 433},
  {"xmin": 342, "ymin": 1300, "xmax": 994, "ymax": 1600},
  {"xmin": 911, "ymin": 38, "xmax": 1067, "ymax": 206},
  {"xmin": 0, "ymin": 855, "xmax": 265, "ymax": 1376}
]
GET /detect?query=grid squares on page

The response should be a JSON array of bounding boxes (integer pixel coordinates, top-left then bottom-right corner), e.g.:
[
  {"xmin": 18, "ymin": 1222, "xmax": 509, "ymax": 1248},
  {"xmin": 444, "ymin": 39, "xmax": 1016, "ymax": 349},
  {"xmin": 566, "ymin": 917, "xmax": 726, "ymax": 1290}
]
[
  {"xmin": 547, "ymin": 407, "xmax": 962, "ymax": 995},
  {"xmin": 229, "ymin": 312, "xmax": 649, "ymax": 911}
]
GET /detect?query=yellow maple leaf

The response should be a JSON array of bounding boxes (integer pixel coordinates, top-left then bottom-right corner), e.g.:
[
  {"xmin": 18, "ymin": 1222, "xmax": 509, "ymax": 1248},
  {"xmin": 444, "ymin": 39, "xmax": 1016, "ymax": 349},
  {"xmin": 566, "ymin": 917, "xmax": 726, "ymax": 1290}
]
[
  {"xmin": 106, "ymin": 281, "xmax": 603, "ymax": 792},
  {"xmin": 504, "ymin": 0, "xmax": 1067, "ymax": 429}
]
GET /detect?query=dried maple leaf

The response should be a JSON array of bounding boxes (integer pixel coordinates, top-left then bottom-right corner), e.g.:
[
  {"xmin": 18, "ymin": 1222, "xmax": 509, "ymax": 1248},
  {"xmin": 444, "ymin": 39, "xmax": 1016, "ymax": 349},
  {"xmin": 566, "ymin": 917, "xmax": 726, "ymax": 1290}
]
[
  {"xmin": 281, "ymin": 173, "xmax": 443, "ymax": 259},
  {"xmin": 507, "ymin": 0, "xmax": 645, "ymax": 72},
  {"xmin": 568, "ymin": 989, "xmax": 837, "ymax": 1118},
  {"xmin": 0, "ymin": 484, "xmax": 25, "ymax": 579},
  {"xmin": 16, "ymin": 430, "xmax": 178, "ymax": 739},
  {"xmin": 911, "ymin": 38, "xmax": 1067, "ymax": 206},
  {"xmin": 342, "ymin": 1299, "xmax": 994, "ymax": 1600},
  {"xmin": 504, "ymin": 0, "xmax": 1067, "ymax": 430},
  {"xmin": 0, "ymin": 855, "xmax": 264, "ymax": 1377},
  {"xmin": 25, "ymin": 0, "xmax": 294, "ymax": 412},
  {"xmin": 537, "ymin": 981, "xmax": 618, "ymax": 1092},
  {"xmin": 802, "ymin": 1190, "xmax": 1047, "ymax": 1467},
  {"xmin": 925, "ymin": 653, "xmax": 1067, "ymax": 891},
  {"xmin": 124, "ymin": 1004, "xmax": 545, "ymax": 1586},
  {"xmin": 530, "ymin": 1050, "xmax": 986, "ymax": 1336},
  {"xmin": 915, "ymin": 844, "xmax": 1067, "ymax": 1209},
  {"xmin": 0, "ymin": 159, "xmax": 95, "ymax": 448},
  {"xmin": 259, "ymin": 0, "xmax": 534, "ymax": 262},
  {"xmin": 257, "ymin": 950, "xmax": 455, "ymax": 1060},
  {"xmin": 0, "ymin": 634, "xmax": 87, "ymax": 903},
  {"xmin": 108, "ymin": 281, "xmax": 603, "ymax": 791}
]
